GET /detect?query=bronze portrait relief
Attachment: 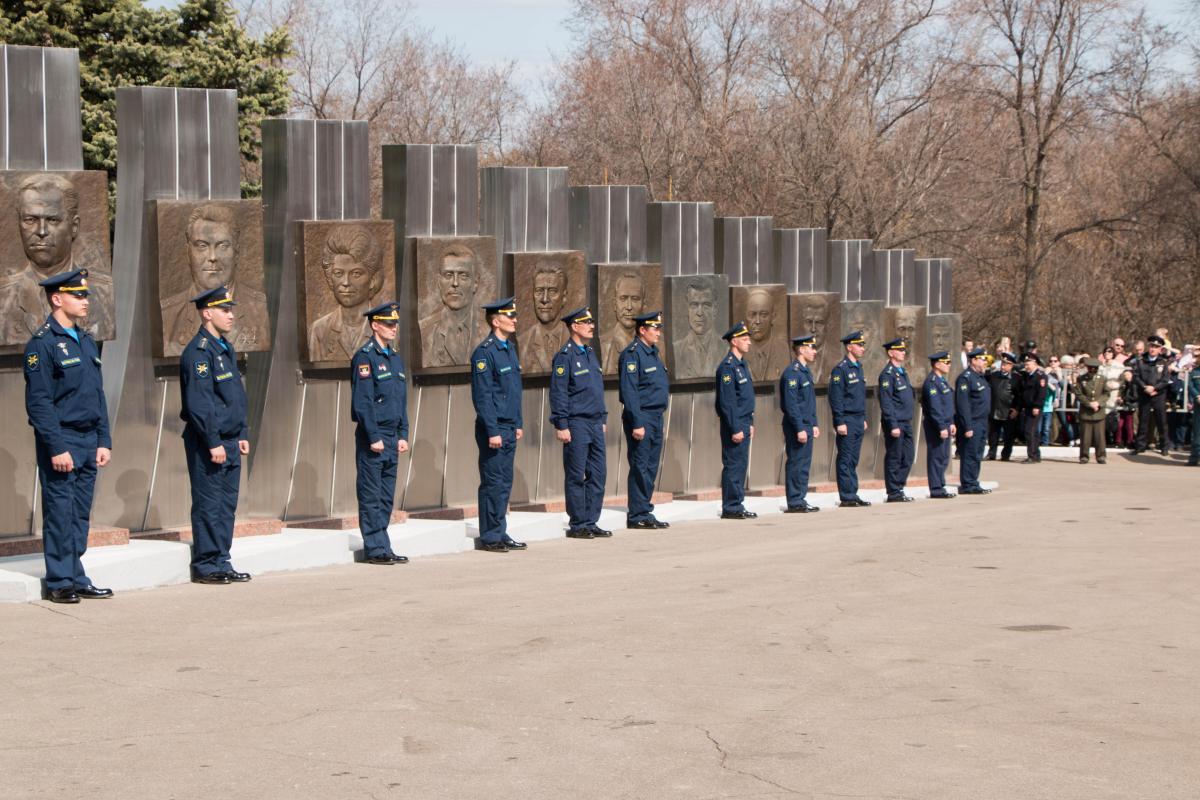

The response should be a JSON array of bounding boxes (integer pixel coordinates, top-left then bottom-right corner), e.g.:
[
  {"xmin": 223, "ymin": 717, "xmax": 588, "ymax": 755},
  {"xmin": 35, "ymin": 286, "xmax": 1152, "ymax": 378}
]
[
  {"xmin": 927, "ymin": 313, "xmax": 963, "ymax": 379},
  {"xmin": 841, "ymin": 300, "xmax": 886, "ymax": 382},
  {"xmin": 298, "ymin": 221, "xmax": 396, "ymax": 363},
  {"xmin": 731, "ymin": 284, "xmax": 789, "ymax": 382},
  {"xmin": 155, "ymin": 200, "xmax": 267, "ymax": 357},
  {"xmin": 597, "ymin": 263, "xmax": 662, "ymax": 375},
  {"xmin": 788, "ymin": 292, "xmax": 841, "ymax": 387},
  {"xmin": 0, "ymin": 171, "xmax": 113, "ymax": 348},
  {"xmin": 883, "ymin": 305, "xmax": 928, "ymax": 386},
  {"xmin": 664, "ymin": 274, "xmax": 729, "ymax": 380},
  {"xmin": 413, "ymin": 236, "xmax": 497, "ymax": 371},
  {"xmin": 511, "ymin": 250, "xmax": 585, "ymax": 375}
]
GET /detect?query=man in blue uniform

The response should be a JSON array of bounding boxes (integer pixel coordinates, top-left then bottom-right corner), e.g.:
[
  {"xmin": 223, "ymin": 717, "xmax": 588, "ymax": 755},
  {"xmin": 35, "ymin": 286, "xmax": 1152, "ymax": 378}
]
[
  {"xmin": 921, "ymin": 351, "xmax": 957, "ymax": 499},
  {"xmin": 350, "ymin": 301, "xmax": 410, "ymax": 565},
  {"xmin": 618, "ymin": 311, "xmax": 670, "ymax": 530},
  {"xmin": 715, "ymin": 321, "xmax": 757, "ymax": 520},
  {"xmin": 23, "ymin": 269, "xmax": 113, "ymax": 603},
  {"xmin": 878, "ymin": 337, "xmax": 916, "ymax": 502},
  {"xmin": 179, "ymin": 286, "xmax": 252, "ymax": 584},
  {"xmin": 470, "ymin": 297, "xmax": 526, "ymax": 552},
  {"xmin": 551, "ymin": 306, "xmax": 610, "ymax": 539},
  {"xmin": 779, "ymin": 334, "xmax": 820, "ymax": 513},
  {"xmin": 829, "ymin": 330, "xmax": 870, "ymax": 507},
  {"xmin": 955, "ymin": 346, "xmax": 993, "ymax": 494}
]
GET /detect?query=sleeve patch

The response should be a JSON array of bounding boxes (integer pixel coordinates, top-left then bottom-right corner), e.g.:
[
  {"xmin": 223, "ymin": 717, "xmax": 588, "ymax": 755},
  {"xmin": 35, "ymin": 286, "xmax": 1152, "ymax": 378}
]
[
  {"xmin": 476, "ymin": 360, "xmax": 488, "ymax": 372},
  {"xmin": 722, "ymin": 374, "xmax": 731, "ymax": 383},
  {"xmin": 358, "ymin": 363, "xmax": 371, "ymax": 377},
  {"xmin": 626, "ymin": 362, "xmax": 637, "ymax": 372},
  {"xmin": 832, "ymin": 375, "xmax": 841, "ymax": 383},
  {"xmin": 556, "ymin": 365, "xmax": 566, "ymax": 375},
  {"xmin": 25, "ymin": 353, "xmax": 39, "ymax": 372},
  {"xmin": 195, "ymin": 361, "xmax": 210, "ymax": 377}
]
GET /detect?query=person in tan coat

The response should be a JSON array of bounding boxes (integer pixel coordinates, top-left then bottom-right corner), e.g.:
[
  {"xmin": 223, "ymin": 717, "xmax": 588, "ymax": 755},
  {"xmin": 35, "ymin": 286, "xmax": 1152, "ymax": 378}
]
[{"xmin": 1074, "ymin": 357, "xmax": 1108, "ymax": 463}]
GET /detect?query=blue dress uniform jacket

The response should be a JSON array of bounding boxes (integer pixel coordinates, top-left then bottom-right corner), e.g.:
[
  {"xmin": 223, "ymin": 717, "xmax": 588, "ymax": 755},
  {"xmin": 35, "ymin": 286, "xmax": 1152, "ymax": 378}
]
[
  {"xmin": 619, "ymin": 339, "xmax": 669, "ymax": 524},
  {"xmin": 23, "ymin": 317, "xmax": 111, "ymax": 591},
  {"xmin": 921, "ymin": 373, "xmax": 955, "ymax": 495},
  {"xmin": 878, "ymin": 363, "xmax": 916, "ymax": 497},
  {"xmin": 179, "ymin": 327, "xmax": 249, "ymax": 577},
  {"xmin": 779, "ymin": 360, "xmax": 817, "ymax": 507},
  {"xmin": 955, "ymin": 369, "xmax": 991, "ymax": 490},
  {"xmin": 350, "ymin": 339, "xmax": 409, "ymax": 559},
  {"xmin": 471, "ymin": 335, "xmax": 523, "ymax": 544},
  {"xmin": 550, "ymin": 342, "xmax": 607, "ymax": 531},
  {"xmin": 715, "ymin": 353, "xmax": 755, "ymax": 514},
  {"xmin": 828, "ymin": 357, "xmax": 867, "ymax": 501}
]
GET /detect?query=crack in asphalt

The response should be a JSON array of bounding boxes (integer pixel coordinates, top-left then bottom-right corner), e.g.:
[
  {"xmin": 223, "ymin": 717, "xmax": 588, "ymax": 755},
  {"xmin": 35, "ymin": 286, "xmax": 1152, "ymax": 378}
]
[{"xmin": 700, "ymin": 726, "xmax": 804, "ymax": 795}]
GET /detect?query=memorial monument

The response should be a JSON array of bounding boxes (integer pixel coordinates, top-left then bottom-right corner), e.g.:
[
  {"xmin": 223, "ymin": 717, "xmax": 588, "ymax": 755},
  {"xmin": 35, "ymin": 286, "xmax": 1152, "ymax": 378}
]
[
  {"xmin": 512, "ymin": 250, "xmax": 586, "ymax": 374},
  {"xmin": 413, "ymin": 236, "xmax": 496, "ymax": 370},
  {"xmin": 788, "ymin": 292, "xmax": 841, "ymax": 384},
  {"xmin": 597, "ymin": 263, "xmax": 662, "ymax": 374},
  {"xmin": 664, "ymin": 274, "xmax": 729, "ymax": 380},
  {"xmin": 731, "ymin": 284, "xmax": 789, "ymax": 382},
  {"xmin": 883, "ymin": 305, "xmax": 929, "ymax": 385},
  {"xmin": 842, "ymin": 300, "xmax": 886, "ymax": 380}
]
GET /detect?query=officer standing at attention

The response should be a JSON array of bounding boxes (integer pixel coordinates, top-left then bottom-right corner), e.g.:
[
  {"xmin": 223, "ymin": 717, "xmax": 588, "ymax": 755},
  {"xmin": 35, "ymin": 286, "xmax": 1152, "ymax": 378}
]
[
  {"xmin": 715, "ymin": 322, "xmax": 757, "ymax": 520},
  {"xmin": 878, "ymin": 337, "xmax": 916, "ymax": 503},
  {"xmin": 1018, "ymin": 352, "xmax": 1048, "ymax": 463},
  {"xmin": 179, "ymin": 286, "xmax": 252, "ymax": 584},
  {"xmin": 470, "ymin": 297, "xmax": 526, "ymax": 553},
  {"xmin": 1131, "ymin": 334, "xmax": 1172, "ymax": 455},
  {"xmin": 955, "ymin": 346, "xmax": 993, "ymax": 494},
  {"xmin": 779, "ymin": 334, "xmax": 820, "ymax": 513},
  {"xmin": 829, "ymin": 331, "xmax": 870, "ymax": 507},
  {"xmin": 23, "ymin": 269, "xmax": 113, "ymax": 604},
  {"xmin": 921, "ymin": 351, "xmax": 957, "ymax": 499},
  {"xmin": 551, "ymin": 307, "xmax": 610, "ymax": 539},
  {"xmin": 618, "ymin": 311, "xmax": 670, "ymax": 530},
  {"xmin": 350, "ymin": 301, "xmax": 410, "ymax": 565}
]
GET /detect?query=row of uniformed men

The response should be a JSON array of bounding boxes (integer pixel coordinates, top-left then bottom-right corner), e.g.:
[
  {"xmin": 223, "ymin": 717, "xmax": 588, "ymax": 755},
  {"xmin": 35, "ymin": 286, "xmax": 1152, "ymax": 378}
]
[{"xmin": 21, "ymin": 271, "xmax": 994, "ymax": 603}]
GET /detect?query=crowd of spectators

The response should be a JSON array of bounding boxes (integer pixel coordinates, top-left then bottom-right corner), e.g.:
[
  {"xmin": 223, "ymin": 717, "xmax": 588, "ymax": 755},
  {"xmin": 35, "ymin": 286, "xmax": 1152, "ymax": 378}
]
[{"xmin": 959, "ymin": 329, "xmax": 1200, "ymax": 466}]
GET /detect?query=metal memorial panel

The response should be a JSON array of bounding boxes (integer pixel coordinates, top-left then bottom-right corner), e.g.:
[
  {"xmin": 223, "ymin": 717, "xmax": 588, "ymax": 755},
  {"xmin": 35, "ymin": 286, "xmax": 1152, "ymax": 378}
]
[
  {"xmin": 883, "ymin": 305, "xmax": 929, "ymax": 386},
  {"xmin": 153, "ymin": 199, "xmax": 267, "ymax": 357},
  {"xmin": 776, "ymin": 228, "xmax": 828, "ymax": 294},
  {"xmin": 646, "ymin": 201, "xmax": 715, "ymax": 277},
  {"xmin": 296, "ymin": 220, "xmax": 396, "ymax": 364},
  {"xmin": 568, "ymin": 185, "xmax": 648, "ymax": 267},
  {"xmin": 841, "ymin": 300, "xmax": 887, "ymax": 382},
  {"xmin": 596, "ymin": 263, "xmax": 662, "ymax": 374},
  {"xmin": 412, "ymin": 235, "xmax": 497, "ymax": 372},
  {"xmin": 0, "ymin": 170, "xmax": 113, "ymax": 347},
  {"xmin": 511, "ymin": 250, "xmax": 587, "ymax": 375},
  {"xmin": 664, "ymin": 273, "xmax": 729, "ymax": 381},
  {"xmin": 927, "ymin": 313, "xmax": 963, "ymax": 380},
  {"xmin": 787, "ymin": 292, "xmax": 841, "ymax": 385},
  {"xmin": 730, "ymin": 284, "xmax": 789, "ymax": 383},
  {"xmin": 715, "ymin": 216, "xmax": 774, "ymax": 286}
]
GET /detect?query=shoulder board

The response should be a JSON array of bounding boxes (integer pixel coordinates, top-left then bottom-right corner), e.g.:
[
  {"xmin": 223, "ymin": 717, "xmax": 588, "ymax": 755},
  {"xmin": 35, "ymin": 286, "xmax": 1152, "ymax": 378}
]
[
  {"xmin": 360, "ymin": 343, "xmax": 372, "ymax": 352},
  {"xmin": 198, "ymin": 337, "xmax": 208, "ymax": 350},
  {"xmin": 560, "ymin": 344, "xmax": 572, "ymax": 354},
  {"xmin": 33, "ymin": 323, "xmax": 49, "ymax": 338}
]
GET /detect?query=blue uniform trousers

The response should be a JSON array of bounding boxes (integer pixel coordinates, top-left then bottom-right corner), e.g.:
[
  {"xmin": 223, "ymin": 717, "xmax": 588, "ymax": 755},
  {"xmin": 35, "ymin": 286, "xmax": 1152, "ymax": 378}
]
[
  {"xmin": 564, "ymin": 417, "xmax": 606, "ymax": 530},
  {"xmin": 476, "ymin": 422, "xmax": 516, "ymax": 544},
  {"xmin": 623, "ymin": 414, "xmax": 663, "ymax": 523},
  {"xmin": 960, "ymin": 419, "xmax": 988, "ymax": 490},
  {"xmin": 924, "ymin": 424, "xmax": 950, "ymax": 494},
  {"xmin": 184, "ymin": 428, "xmax": 240, "ymax": 577},
  {"xmin": 36, "ymin": 429, "xmax": 98, "ymax": 591},
  {"xmin": 720, "ymin": 424, "xmax": 749, "ymax": 514},
  {"xmin": 835, "ymin": 417, "xmax": 865, "ymax": 501},
  {"xmin": 782, "ymin": 423, "xmax": 813, "ymax": 508},
  {"xmin": 355, "ymin": 429, "xmax": 399, "ymax": 558},
  {"xmin": 883, "ymin": 425, "xmax": 915, "ymax": 497}
]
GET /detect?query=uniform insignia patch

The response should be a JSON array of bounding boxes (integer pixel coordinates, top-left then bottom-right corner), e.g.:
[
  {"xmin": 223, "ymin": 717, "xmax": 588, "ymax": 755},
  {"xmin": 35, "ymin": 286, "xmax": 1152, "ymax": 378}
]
[
  {"xmin": 788, "ymin": 379, "xmax": 797, "ymax": 387},
  {"xmin": 556, "ymin": 365, "xmax": 566, "ymax": 375},
  {"xmin": 832, "ymin": 376, "xmax": 841, "ymax": 382},
  {"xmin": 198, "ymin": 338, "xmax": 208, "ymax": 350},
  {"xmin": 25, "ymin": 353, "xmax": 38, "ymax": 371},
  {"xmin": 627, "ymin": 362, "xmax": 637, "ymax": 372},
  {"xmin": 881, "ymin": 381, "xmax": 890, "ymax": 388},
  {"xmin": 722, "ymin": 374, "xmax": 731, "ymax": 383},
  {"xmin": 476, "ymin": 360, "xmax": 487, "ymax": 371},
  {"xmin": 358, "ymin": 364, "xmax": 371, "ymax": 377},
  {"xmin": 196, "ymin": 362, "xmax": 210, "ymax": 377}
]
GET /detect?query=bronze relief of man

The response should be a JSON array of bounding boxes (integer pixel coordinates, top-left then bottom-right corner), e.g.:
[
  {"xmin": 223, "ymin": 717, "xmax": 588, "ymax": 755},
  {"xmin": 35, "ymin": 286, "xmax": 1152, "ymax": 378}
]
[
  {"xmin": 419, "ymin": 242, "xmax": 479, "ymax": 367},
  {"xmin": 601, "ymin": 270, "xmax": 646, "ymax": 372},
  {"xmin": 674, "ymin": 281, "xmax": 725, "ymax": 378},
  {"xmin": 308, "ymin": 225, "xmax": 385, "ymax": 362},
  {"xmin": 516, "ymin": 259, "xmax": 568, "ymax": 373},
  {"xmin": 742, "ymin": 287, "xmax": 789, "ymax": 381}
]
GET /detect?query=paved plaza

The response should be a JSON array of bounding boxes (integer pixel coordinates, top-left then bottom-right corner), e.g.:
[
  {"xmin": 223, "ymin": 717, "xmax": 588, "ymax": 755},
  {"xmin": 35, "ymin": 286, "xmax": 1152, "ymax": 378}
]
[{"xmin": 3, "ymin": 455, "xmax": 1197, "ymax": 799}]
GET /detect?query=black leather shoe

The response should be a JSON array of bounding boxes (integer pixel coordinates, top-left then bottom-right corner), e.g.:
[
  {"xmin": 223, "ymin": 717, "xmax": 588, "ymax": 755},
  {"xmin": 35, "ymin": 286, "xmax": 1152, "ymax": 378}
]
[
  {"xmin": 566, "ymin": 528, "xmax": 595, "ymax": 539},
  {"xmin": 651, "ymin": 518, "xmax": 670, "ymax": 528},
  {"xmin": 387, "ymin": 555, "xmax": 410, "ymax": 564},
  {"xmin": 501, "ymin": 539, "xmax": 526, "ymax": 550},
  {"xmin": 193, "ymin": 573, "xmax": 232, "ymax": 584},
  {"xmin": 475, "ymin": 540, "xmax": 509, "ymax": 552},
  {"xmin": 626, "ymin": 519, "xmax": 658, "ymax": 530},
  {"xmin": 839, "ymin": 498, "xmax": 871, "ymax": 507},
  {"xmin": 929, "ymin": 492, "xmax": 957, "ymax": 499},
  {"xmin": 959, "ymin": 487, "xmax": 992, "ymax": 495},
  {"xmin": 785, "ymin": 504, "xmax": 819, "ymax": 513},
  {"xmin": 364, "ymin": 555, "xmax": 396, "ymax": 565},
  {"xmin": 1096, "ymin": 458, "xmax": 1106, "ymax": 464},
  {"xmin": 589, "ymin": 526, "xmax": 613, "ymax": 538},
  {"xmin": 76, "ymin": 585, "xmax": 114, "ymax": 599},
  {"xmin": 720, "ymin": 510, "xmax": 757, "ymax": 519},
  {"xmin": 886, "ymin": 495, "xmax": 914, "ymax": 503},
  {"xmin": 46, "ymin": 588, "xmax": 80, "ymax": 604},
  {"xmin": 222, "ymin": 570, "xmax": 252, "ymax": 582}
]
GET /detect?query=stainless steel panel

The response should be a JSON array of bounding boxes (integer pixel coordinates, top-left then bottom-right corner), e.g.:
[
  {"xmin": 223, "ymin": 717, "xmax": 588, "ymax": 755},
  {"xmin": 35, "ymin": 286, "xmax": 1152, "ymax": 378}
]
[
  {"xmin": 454, "ymin": 146, "xmax": 479, "ymax": 235},
  {"xmin": 432, "ymin": 145, "xmax": 458, "ymax": 235},
  {"xmin": 402, "ymin": 383, "xmax": 448, "ymax": 509},
  {"xmin": 748, "ymin": 388, "xmax": 784, "ymax": 488},
  {"xmin": 900, "ymin": 250, "xmax": 916, "ymax": 306},
  {"xmin": 443, "ymin": 383, "xmax": 482, "ymax": 507},
  {"xmin": 314, "ymin": 121, "xmax": 345, "ymax": 219},
  {"xmin": 940, "ymin": 259, "xmax": 954, "ymax": 313},
  {"xmin": 0, "ymin": 48, "xmax": 7, "ymax": 169},
  {"xmin": 42, "ymin": 47, "xmax": 84, "ymax": 169},
  {"xmin": 175, "ymin": 90, "xmax": 212, "ymax": 194},
  {"xmin": 5, "ymin": 46, "xmax": 46, "ymax": 169}
]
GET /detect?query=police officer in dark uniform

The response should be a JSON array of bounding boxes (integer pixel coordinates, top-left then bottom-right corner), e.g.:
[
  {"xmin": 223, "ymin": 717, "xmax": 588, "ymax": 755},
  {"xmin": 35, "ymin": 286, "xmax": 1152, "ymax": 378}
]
[
  {"xmin": 551, "ymin": 306, "xmax": 610, "ymax": 539},
  {"xmin": 23, "ymin": 269, "xmax": 113, "ymax": 603},
  {"xmin": 1131, "ymin": 334, "xmax": 1172, "ymax": 455},
  {"xmin": 470, "ymin": 297, "xmax": 526, "ymax": 552},
  {"xmin": 715, "ymin": 321, "xmax": 757, "ymax": 519},
  {"xmin": 618, "ymin": 311, "xmax": 670, "ymax": 530},
  {"xmin": 921, "ymin": 351, "xmax": 956, "ymax": 499},
  {"xmin": 878, "ymin": 337, "xmax": 916, "ymax": 503},
  {"xmin": 986, "ymin": 351, "xmax": 1020, "ymax": 461},
  {"xmin": 829, "ymin": 331, "xmax": 870, "ymax": 507},
  {"xmin": 350, "ymin": 301, "xmax": 410, "ymax": 565},
  {"xmin": 955, "ymin": 346, "xmax": 992, "ymax": 494},
  {"xmin": 179, "ymin": 286, "xmax": 252, "ymax": 584},
  {"xmin": 779, "ymin": 334, "xmax": 820, "ymax": 513},
  {"xmin": 1018, "ymin": 352, "xmax": 1048, "ymax": 463}
]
